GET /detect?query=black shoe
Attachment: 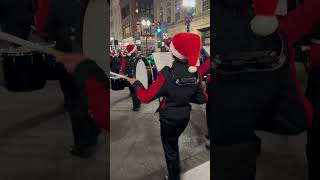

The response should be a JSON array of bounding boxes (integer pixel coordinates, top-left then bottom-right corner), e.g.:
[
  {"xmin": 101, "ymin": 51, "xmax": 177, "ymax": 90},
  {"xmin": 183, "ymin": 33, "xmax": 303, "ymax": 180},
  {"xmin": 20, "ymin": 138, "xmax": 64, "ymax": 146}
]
[
  {"xmin": 132, "ymin": 105, "xmax": 141, "ymax": 112},
  {"xmin": 162, "ymin": 175, "xmax": 169, "ymax": 180},
  {"xmin": 69, "ymin": 145, "xmax": 93, "ymax": 158},
  {"xmin": 205, "ymin": 141, "xmax": 210, "ymax": 150},
  {"xmin": 205, "ymin": 134, "xmax": 210, "ymax": 140}
]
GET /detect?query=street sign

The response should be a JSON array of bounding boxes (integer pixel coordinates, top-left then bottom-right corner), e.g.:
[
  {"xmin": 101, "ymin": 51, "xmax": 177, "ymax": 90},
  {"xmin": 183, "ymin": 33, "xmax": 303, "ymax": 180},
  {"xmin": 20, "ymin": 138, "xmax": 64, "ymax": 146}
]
[
  {"xmin": 136, "ymin": 40, "xmax": 141, "ymax": 45},
  {"xmin": 162, "ymin": 33, "xmax": 168, "ymax": 39}
]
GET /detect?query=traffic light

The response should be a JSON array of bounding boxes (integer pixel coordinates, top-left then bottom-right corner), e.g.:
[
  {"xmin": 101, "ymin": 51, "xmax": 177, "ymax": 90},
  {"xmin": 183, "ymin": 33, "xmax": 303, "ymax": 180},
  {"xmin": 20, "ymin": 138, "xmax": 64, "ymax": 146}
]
[
  {"xmin": 157, "ymin": 27, "xmax": 161, "ymax": 33},
  {"xmin": 156, "ymin": 21, "xmax": 161, "ymax": 33}
]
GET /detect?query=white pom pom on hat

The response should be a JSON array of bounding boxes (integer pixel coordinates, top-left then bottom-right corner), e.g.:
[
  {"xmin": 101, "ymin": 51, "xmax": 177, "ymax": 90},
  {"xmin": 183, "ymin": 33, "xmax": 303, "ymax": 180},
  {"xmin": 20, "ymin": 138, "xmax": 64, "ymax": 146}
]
[
  {"xmin": 169, "ymin": 32, "xmax": 201, "ymax": 73},
  {"xmin": 251, "ymin": 0, "xmax": 279, "ymax": 36}
]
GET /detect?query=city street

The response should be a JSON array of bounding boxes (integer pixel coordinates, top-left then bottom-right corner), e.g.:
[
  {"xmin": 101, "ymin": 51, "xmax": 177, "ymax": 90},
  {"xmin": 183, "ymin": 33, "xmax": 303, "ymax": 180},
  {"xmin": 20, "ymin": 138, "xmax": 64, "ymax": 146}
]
[
  {"xmin": 0, "ymin": 80, "xmax": 108, "ymax": 180},
  {"xmin": 110, "ymin": 89, "xmax": 209, "ymax": 180}
]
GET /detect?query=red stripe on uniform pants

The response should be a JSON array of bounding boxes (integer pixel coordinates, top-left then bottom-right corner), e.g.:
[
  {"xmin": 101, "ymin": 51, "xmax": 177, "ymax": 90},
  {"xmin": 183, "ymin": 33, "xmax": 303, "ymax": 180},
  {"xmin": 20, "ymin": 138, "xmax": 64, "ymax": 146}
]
[{"xmin": 85, "ymin": 77, "xmax": 110, "ymax": 131}]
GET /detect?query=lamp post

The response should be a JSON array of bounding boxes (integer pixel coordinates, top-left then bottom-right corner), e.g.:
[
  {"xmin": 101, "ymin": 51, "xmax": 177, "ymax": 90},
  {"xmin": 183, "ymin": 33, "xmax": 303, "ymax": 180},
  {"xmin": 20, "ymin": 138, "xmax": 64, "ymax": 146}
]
[
  {"xmin": 182, "ymin": 0, "xmax": 195, "ymax": 32},
  {"xmin": 141, "ymin": 19, "xmax": 151, "ymax": 56}
]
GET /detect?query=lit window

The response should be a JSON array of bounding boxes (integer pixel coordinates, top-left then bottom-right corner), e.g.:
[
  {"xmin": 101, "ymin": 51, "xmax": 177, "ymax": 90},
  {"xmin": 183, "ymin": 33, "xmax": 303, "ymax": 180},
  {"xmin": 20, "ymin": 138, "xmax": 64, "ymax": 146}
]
[{"xmin": 202, "ymin": 0, "xmax": 210, "ymax": 12}]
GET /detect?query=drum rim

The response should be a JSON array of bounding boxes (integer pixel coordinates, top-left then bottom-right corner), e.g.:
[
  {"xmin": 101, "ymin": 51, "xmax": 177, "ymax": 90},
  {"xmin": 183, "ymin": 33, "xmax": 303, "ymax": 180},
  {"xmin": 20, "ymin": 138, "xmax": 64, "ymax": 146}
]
[{"xmin": 134, "ymin": 57, "xmax": 153, "ymax": 87}]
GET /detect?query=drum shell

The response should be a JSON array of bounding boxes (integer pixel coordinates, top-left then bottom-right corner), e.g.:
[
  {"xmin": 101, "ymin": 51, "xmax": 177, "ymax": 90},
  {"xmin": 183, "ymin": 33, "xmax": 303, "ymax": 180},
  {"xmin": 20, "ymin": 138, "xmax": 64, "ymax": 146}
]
[
  {"xmin": 2, "ymin": 52, "xmax": 47, "ymax": 92},
  {"xmin": 111, "ymin": 78, "xmax": 126, "ymax": 91},
  {"xmin": 43, "ymin": 54, "xmax": 61, "ymax": 80}
]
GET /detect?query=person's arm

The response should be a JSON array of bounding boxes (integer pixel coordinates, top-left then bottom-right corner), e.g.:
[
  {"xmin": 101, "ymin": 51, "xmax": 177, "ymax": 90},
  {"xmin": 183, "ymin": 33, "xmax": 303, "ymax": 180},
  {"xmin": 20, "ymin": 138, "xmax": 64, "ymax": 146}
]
[
  {"xmin": 197, "ymin": 56, "xmax": 210, "ymax": 76},
  {"xmin": 129, "ymin": 70, "xmax": 166, "ymax": 104},
  {"xmin": 279, "ymin": 0, "xmax": 320, "ymax": 44},
  {"xmin": 190, "ymin": 75, "xmax": 208, "ymax": 104}
]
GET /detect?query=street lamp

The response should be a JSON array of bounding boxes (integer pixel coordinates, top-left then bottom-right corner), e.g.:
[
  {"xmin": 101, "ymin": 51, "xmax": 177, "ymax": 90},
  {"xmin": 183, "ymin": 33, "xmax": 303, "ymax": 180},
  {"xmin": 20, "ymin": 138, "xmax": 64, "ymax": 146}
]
[
  {"xmin": 182, "ymin": 0, "xmax": 195, "ymax": 32},
  {"xmin": 141, "ymin": 19, "xmax": 151, "ymax": 56}
]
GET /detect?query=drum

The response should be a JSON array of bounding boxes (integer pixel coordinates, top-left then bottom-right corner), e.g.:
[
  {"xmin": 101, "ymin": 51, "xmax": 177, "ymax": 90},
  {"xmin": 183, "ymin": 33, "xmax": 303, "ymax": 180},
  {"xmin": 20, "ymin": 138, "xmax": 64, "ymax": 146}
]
[
  {"xmin": 111, "ymin": 77, "xmax": 126, "ymax": 91},
  {"xmin": 83, "ymin": 0, "xmax": 109, "ymax": 73},
  {"xmin": 134, "ymin": 57, "xmax": 153, "ymax": 88},
  {"xmin": 0, "ymin": 47, "xmax": 47, "ymax": 92},
  {"xmin": 43, "ymin": 54, "xmax": 60, "ymax": 80},
  {"xmin": 146, "ymin": 55, "xmax": 158, "ymax": 81},
  {"xmin": 110, "ymin": 56, "xmax": 126, "ymax": 91}
]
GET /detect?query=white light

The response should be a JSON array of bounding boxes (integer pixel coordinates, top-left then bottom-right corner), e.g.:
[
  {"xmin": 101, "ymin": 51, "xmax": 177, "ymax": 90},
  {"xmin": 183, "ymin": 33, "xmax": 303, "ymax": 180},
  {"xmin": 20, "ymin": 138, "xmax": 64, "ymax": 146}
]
[
  {"xmin": 182, "ymin": 0, "xmax": 195, "ymax": 8},
  {"xmin": 136, "ymin": 9, "xmax": 139, "ymax": 13},
  {"xmin": 146, "ymin": 20, "xmax": 151, "ymax": 26},
  {"xmin": 110, "ymin": 37, "xmax": 114, "ymax": 41},
  {"xmin": 142, "ymin": 19, "xmax": 147, "ymax": 26}
]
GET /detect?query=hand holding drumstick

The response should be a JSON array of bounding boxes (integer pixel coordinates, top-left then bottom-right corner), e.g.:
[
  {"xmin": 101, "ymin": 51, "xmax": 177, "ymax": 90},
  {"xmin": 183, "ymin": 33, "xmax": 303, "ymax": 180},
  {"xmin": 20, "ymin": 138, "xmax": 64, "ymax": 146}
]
[
  {"xmin": 126, "ymin": 77, "xmax": 137, "ymax": 85},
  {"xmin": 55, "ymin": 52, "xmax": 87, "ymax": 74}
]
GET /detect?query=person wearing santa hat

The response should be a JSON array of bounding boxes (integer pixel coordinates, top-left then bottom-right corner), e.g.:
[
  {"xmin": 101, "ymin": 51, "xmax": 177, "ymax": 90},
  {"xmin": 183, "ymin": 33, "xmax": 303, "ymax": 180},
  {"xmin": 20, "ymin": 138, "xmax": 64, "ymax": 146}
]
[
  {"xmin": 127, "ymin": 32, "xmax": 208, "ymax": 180},
  {"xmin": 306, "ymin": 25, "xmax": 320, "ymax": 180},
  {"xmin": 211, "ymin": 0, "xmax": 320, "ymax": 179},
  {"xmin": 122, "ymin": 44, "xmax": 141, "ymax": 111}
]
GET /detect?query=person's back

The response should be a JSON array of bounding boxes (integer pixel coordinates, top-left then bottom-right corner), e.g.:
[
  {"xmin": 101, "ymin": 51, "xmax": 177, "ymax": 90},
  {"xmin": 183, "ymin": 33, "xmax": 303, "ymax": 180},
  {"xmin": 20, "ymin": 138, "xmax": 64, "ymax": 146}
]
[{"xmin": 156, "ymin": 60, "xmax": 203, "ymax": 124}]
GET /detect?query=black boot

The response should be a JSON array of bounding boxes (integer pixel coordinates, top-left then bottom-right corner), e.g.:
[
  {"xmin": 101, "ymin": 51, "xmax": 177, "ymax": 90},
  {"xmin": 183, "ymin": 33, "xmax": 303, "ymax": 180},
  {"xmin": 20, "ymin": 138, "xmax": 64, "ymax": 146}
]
[{"xmin": 212, "ymin": 141, "xmax": 260, "ymax": 180}]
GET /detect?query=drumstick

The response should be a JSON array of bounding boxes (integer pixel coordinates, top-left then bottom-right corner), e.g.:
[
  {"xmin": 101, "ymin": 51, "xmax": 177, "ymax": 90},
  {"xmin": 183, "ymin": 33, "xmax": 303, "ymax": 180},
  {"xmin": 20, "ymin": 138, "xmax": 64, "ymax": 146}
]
[
  {"xmin": 110, "ymin": 72, "xmax": 130, "ymax": 80},
  {"xmin": 0, "ymin": 31, "xmax": 63, "ymax": 57}
]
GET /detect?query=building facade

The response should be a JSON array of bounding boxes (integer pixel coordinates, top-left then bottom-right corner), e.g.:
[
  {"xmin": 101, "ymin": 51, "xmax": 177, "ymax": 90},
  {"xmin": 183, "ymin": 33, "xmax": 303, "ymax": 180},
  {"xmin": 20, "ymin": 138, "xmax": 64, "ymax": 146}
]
[
  {"xmin": 110, "ymin": 0, "xmax": 123, "ymax": 49},
  {"xmin": 154, "ymin": 0, "xmax": 210, "ymax": 51},
  {"xmin": 119, "ymin": 0, "xmax": 155, "ymax": 55}
]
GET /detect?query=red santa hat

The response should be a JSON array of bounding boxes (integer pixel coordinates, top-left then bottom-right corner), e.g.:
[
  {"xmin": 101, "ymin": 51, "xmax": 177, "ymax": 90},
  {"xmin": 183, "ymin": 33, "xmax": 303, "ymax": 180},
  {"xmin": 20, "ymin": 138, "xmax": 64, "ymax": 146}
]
[
  {"xmin": 126, "ymin": 44, "xmax": 137, "ymax": 56},
  {"xmin": 170, "ymin": 32, "xmax": 201, "ymax": 73},
  {"xmin": 251, "ymin": 0, "xmax": 279, "ymax": 36}
]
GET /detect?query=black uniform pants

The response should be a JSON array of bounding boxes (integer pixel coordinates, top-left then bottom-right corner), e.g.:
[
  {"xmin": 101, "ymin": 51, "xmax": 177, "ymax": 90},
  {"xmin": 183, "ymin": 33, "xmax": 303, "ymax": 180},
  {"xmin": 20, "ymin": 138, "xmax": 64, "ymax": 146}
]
[
  {"xmin": 306, "ymin": 67, "xmax": 320, "ymax": 180},
  {"xmin": 125, "ymin": 78, "xmax": 140, "ymax": 108},
  {"xmin": 208, "ymin": 65, "xmax": 307, "ymax": 179},
  {"xmin": 57, "ymin": 63, "xmax": 101, "ymax": 147},
  {"xmin": 160, "ymin": 119, "xmax": 189, "ymax": 180}
]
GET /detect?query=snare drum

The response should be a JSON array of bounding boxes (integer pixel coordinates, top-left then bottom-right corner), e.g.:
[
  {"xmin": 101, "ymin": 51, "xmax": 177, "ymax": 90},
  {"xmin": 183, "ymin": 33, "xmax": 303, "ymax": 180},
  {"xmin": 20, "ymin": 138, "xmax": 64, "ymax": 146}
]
[
  {"xmin": 134, "ymin": 57, "xmax": 153, "ymax": 88},
  {"xmin": 0, "ymin": 47, "xmax": 47, "ymax": 92},
  {"xmin": 110, "ymin": 55, "xmax": 126, "ymax": 91}
]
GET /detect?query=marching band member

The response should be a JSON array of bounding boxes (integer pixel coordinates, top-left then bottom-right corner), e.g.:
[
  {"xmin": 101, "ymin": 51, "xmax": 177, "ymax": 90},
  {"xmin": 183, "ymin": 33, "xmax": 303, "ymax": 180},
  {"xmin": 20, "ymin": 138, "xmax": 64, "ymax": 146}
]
[
  {"xmin": 121, "ymin": 44, "xmax": 141, "ymax": 111},
  {"xmin": 127, "ymin": 32, "xmax": 208, "ymax": 180},
  {"xmin": 211, "ymin": 0, "xmax": 320, "ymax": 179},
  {"xmin": 38, "ymin": 0, "xmax": 102, "ymax": 158}
]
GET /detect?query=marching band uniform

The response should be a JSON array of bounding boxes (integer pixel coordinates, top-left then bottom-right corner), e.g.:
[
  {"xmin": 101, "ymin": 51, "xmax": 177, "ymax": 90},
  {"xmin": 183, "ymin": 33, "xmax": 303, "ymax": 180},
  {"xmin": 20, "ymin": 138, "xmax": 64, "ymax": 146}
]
[
  {"xmin": 122, "ymin": 44, "xmax": 141, "ymax": 111},
  {"xmin": 211, "ymin": 0, "xmax": 320, "ymax": 179},
  {"xmin": 131, "ymin": 33, "xmax": 208, "ymax": 180},
  {"xmin": 306, "ymin": 25, "xmax": 320, "ymax": 180},
  {"xmin": 42, "ymin": 0, "xmax": 101, "ymax": 158}
]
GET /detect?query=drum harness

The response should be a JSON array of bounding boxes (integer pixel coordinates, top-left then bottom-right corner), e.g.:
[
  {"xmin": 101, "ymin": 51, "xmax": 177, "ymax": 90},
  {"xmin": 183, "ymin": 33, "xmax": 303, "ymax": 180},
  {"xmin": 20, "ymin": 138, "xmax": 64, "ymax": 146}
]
[{"xmin": 212, "ymin": 31, "xmax": 288, "ymax": 75}]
